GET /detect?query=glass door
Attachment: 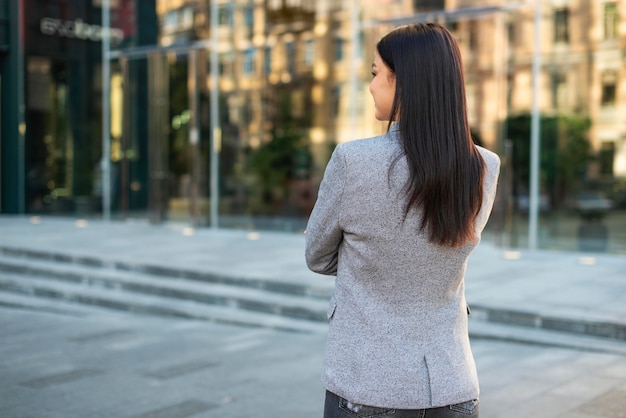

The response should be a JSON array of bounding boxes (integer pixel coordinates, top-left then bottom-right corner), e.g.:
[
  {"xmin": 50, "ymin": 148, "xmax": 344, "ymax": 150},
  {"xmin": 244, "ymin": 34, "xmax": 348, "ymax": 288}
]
[{"xmin": 113, "ymin": 48, "xmax": 207, "ymax": 225}]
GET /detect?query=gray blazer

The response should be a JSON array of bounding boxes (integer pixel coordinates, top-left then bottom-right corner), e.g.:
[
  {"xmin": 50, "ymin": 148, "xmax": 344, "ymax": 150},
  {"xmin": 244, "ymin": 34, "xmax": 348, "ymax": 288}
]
[{"xmin": 305, "ymin": 127, "xmax": 500, "ymax": 409}]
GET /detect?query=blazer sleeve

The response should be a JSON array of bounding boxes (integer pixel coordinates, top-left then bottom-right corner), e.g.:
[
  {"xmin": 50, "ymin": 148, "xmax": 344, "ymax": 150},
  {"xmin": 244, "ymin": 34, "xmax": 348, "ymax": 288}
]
[
  {"xmin": 475, "ymin": 148, "xmax": 501, "ymax": 232},
  {"xmin": 305, "ymin": 145, "xmax": 346, "ymax": 276}
]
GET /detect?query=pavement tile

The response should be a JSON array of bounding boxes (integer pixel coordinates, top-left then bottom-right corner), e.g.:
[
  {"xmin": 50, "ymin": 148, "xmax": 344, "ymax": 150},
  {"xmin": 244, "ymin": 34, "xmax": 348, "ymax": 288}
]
[
  {"xmin": 2, "ymin": 307, "xmax": 626, "ymax": 418},
  {"xmin": 574, "ymin": 390, "xmax": 626, "ymax": 418}
]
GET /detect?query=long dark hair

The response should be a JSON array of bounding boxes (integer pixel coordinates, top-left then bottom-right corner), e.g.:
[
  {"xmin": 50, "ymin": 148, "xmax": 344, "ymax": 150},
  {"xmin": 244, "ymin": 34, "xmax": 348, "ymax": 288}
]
[{"xmin": 377, "ymin": 22, "xmax": 485, "ymax": 247}]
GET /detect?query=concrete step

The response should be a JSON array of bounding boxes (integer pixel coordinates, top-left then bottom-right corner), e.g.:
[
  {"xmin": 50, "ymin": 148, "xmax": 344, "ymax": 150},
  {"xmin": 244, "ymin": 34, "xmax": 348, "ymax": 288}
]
[
  {"xmin": 469, "ymin": 319, "xmax": 626, "ymax": 356},
  {"xmin": 2, "ymin": 278, "xmax": 623, "ymax": 356},
  {"xmin": 0, "ymin": 246, "xmax": 334, "ymax": 299},
  {"xmin": 468, "ymin": 304, "xmax": 626, "ymax": 342},
  {"xmin": 0, "ymin": 289, "xmax": 122, "ymax": 317},
  {"xmin": 0, "ymin": 255, "xmax": 329, "ymax": 323},
  {"xmin": 0, "ymin": 272, "xmax": 328, "ymax": 334},
  {"xmin": 2, "ymin": 248, "xmax": 626, "ymax": 350}
]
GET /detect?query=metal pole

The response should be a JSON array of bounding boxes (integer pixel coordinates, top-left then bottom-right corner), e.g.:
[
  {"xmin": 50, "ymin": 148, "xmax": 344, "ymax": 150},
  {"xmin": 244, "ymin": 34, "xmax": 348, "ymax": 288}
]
[
  {"xmin": 493, "ymin": 11, "xmax": 506, "ymax": 247},
  {"xmin": 101, "ymin": 0, "xmax": 111, "ymax": 221},
  {"xmin": 16, "ymin": 0, "xmax": 26, "ymax": 213},
  {"xmin": 209, "ymin": 0, "xmax": 220, "ymax": 229},
  {"xmin": 189, "ymin": 49, "xmax": 201, "ymax": 225},
  {"xmin": 349, "ymin": 0, "xmax": 360, "ymax": 137},
  {"xmin": 528, "ymin": 0, "xmax": 542, "ymax": 250}
]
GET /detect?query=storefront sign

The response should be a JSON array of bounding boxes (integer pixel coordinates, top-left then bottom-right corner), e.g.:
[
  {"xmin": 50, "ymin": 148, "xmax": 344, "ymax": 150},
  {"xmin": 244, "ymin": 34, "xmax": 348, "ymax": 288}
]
[{"xmin": 40, "ymin": 18, "xmax": 124, "ymax": 43}]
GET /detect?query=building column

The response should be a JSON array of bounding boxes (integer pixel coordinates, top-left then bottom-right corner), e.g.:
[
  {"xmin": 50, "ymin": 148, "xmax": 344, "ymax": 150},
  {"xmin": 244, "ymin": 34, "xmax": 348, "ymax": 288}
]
[{"xmin": 0, "ymin": 0, "xmax": 25, "ymax": 213}]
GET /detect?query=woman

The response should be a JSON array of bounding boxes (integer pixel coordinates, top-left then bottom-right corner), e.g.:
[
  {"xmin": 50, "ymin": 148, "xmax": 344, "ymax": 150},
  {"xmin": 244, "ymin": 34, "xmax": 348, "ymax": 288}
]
[{"xmin": 305, "ymin": 23, "xmax": 500, "ymax": 417}]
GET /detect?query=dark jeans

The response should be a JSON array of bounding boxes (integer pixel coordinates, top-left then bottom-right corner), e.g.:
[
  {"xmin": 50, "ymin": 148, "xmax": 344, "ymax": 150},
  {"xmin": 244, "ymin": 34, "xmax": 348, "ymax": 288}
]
[{"xmin": 324, "ymin": 391, "xmax": 479, "ymax": 418}]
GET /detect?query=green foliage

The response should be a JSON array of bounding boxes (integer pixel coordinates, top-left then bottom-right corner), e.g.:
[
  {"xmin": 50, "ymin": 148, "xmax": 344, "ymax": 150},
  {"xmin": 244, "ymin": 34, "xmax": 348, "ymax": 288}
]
[
  {"xmin": 506, "ymin": 113, "xmax": 593, "ymax": 208},
  {"xmin": 249, "ymin": 93, "xmax": 313, "ymax": 210},
  {"xmin": 249, "ymin": 125, "xmax": 313, "ymax": 199}
]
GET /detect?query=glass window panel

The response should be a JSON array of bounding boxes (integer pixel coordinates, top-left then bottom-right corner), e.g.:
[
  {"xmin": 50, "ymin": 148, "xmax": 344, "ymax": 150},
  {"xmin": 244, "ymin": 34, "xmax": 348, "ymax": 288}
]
[
  {"xmin": 20, "ymin": 0, "xmax": 621, "ymax": 253},
  {"xmin": 604, "ymin": 2, "xmax": 618, "ymax": 40},
  {"xmin": 335, "ymin": 38, "xmax": 344, "ymax": 61},
  {"xmin": 285, "ymin": 41, "xmax": 295, "ymax": 74},
  {"xmin": 303, "ymin": 39, "xmax": 314, "ymax": 66},
  {"xmin": 243, "ymin": 48, "xmax": 256, "ymax": 74},
  {"xmin": 219, "ymin": 5, "xmax": 233, "ymax": 27},
  {"xmin": 264, "ymin": 46, "xmax": 272, "ymax": 75},
  {"xmin": 554, "ymin": 8, "xmax": 570, "ymax": 43},
  {"xmin": 601, "ymin": 71, "xmax": 617, "ymax": 107}
]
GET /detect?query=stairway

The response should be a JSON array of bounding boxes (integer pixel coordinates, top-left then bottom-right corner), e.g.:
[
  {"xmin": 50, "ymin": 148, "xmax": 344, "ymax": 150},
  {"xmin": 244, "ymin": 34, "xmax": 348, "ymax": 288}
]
[
  {"xmin": 0, "ymin": 248, "xmax": 331, "ymax": 334},
  {"xmin": 2, "ymin": 245, "xmax": 626, "ymax": 355}
]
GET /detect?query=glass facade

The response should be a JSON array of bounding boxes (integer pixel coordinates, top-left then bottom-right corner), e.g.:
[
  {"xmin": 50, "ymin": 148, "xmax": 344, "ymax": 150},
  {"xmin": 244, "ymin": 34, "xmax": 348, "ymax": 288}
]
[
  {"xmin": 25, "ymin": 8, "xmax": 101, "ymax": 215},
  {"xmin": 1, "ymin": 0, "xmax": 625, "ymax": 255}
]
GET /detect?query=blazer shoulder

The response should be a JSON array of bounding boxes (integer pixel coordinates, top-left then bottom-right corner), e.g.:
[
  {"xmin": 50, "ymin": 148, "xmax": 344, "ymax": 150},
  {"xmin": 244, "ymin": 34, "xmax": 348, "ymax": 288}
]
[
  {"xmin": 336, "ymin": 133, "xmax": 397, "ymax": 157},
  {"xmin": 477, "ymin": 146, "xmax": 501, "ymax": 171}
]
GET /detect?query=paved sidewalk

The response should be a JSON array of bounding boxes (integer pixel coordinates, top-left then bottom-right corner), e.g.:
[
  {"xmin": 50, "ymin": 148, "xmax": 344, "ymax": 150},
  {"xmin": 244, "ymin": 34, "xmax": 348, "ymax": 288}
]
[
  {"xmin": 0, "ymin": 215, "xmax": 625, "ymax": 334},
  {"xmin": 2, "ymin": 306, "xmax": 626, "ymax": 418},
  {"xmin": 1, "ymin": 215, "xmax": 626, "ymax": 418}
]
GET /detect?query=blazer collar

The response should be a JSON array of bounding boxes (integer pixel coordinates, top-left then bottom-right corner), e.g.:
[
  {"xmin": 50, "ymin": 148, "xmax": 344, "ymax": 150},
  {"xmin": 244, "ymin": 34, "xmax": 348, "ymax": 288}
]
[{"xmin": 386, "ymin": 122, "xmax": 401, "ymax": 140}]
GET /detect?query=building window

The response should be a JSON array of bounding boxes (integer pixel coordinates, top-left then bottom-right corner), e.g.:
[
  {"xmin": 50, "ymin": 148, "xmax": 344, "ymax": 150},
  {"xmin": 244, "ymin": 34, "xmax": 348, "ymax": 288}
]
[
  {"xmin": 243, "ymin": 48, "xmax": 256, "ymax": 74},
  {"xmin": 244, "ymin": 5, "xmax": 254, "ymax": 27},
  {"xmin": 468, "ymin": 21, "xmax": 478, "ymax": 52},
  {"xmin": 162, "ymin": 6, "xmax": 194, "ymax": 35},
  {"xmin": 604, "ymin": 2, "xmax": 618, "ymax": 40},
  {"xmin": 243, "ymin": 4, "xmax": 254, "ymax": 38},
  {"xmin": 330, "ymin": 86, "xmax": 341, "ymax": 118},
  {"xmin": 239, "ymin": 94, "xmax": 253, "ymax": 125},
  {"xmin": 286, "ymin": 41, "xmax": 296, "ymax": 74},
  {"xmin": 413, "ymin": 0, "xmax": 444, "ymax": 12},
  {"xmin": 507, "ymin": 21, "xmax": 515, "ymax": 47},
  {"xmin": 303, "ymin": 39, "xmax": 314, "ymax": 66},
  {"xmin": 554, "ymin": 8, "xmax": 569, "ymax": 43},
  {"xmin": 360, "ymin": 31, "xmax": 366, "ymax": 58},
  {"xmin": 599, "ymin": 142, "xmax": 615, "ymax": 176},
  {"xmin": 291, "ymin": 89, "xmax": 305, "ymax": 118},
  {"xmin": 551, "ymin": 73, "xmax": 568, "ymax": 110},
  {"xmin": 163, "ymin": 11, "xmax": 177, "ymax": 34},
  {"xmin": 219, "ymin": 4, "xmax": 233, "ymax": 27},
  {"xmin": 335, "ymin": 38, "xmax": 344, "ymax": 61},
  {"xmin": 601, "ymin": 71, "xmax": 617, "ymax": 107},
  {"xmin": 219, "ymin": 52, "xmax": 234, "ymax": 76},
  {"xmin": 180, "ymin": 7, "xmax": 194, "ymax": 29},
  {"xmin": 264, "ymin": 47, "xmax": 272, "ymax": 75}
]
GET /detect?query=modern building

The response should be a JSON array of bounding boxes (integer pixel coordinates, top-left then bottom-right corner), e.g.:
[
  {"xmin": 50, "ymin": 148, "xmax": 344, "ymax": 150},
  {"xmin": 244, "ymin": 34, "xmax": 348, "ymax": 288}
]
[
  {"xmin": 452, "ymin": 0, "xmax": 625, "ymax": 251},
  {"xmin": 1, "ymin": 0, "xmax": 624, "ymax": 254},
  {"xmin": 1, "ymin": 0, "xmax": 157, "ymax": 217}
]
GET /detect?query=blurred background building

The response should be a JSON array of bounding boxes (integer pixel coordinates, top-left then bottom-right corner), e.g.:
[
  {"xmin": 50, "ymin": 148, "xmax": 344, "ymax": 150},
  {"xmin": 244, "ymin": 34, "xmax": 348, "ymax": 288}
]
[{"xmin": 1, "ymin": 0, "xmax": 625, "ymax": 254}]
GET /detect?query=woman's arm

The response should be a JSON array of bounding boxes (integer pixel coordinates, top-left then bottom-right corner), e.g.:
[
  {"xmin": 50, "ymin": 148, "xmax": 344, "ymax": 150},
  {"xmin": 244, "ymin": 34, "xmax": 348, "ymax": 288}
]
[{"xmin": 305, "ymin": 145, "xmax": 347, "ymax": 276}]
